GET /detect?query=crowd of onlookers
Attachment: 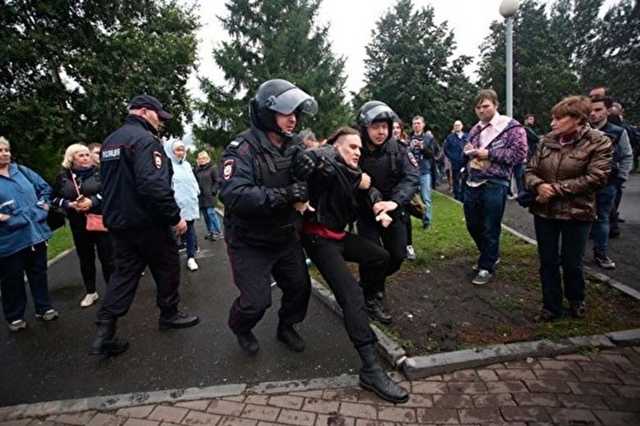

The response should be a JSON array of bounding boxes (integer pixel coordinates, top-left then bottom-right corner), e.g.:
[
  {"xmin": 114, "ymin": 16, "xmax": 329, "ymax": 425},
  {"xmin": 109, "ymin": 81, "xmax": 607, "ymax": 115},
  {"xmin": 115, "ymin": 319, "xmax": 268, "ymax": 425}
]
[{"xmin": 0, "ymin": 84, "xmax": 638, "ymax": 333}]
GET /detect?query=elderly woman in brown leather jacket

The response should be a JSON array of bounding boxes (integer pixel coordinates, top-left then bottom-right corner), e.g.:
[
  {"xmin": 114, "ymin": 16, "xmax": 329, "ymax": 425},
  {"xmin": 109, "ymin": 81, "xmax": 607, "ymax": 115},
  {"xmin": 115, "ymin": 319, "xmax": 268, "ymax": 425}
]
[{"xmin": 525, "ymin": 96, "xmax": 612, "ymax": 321}]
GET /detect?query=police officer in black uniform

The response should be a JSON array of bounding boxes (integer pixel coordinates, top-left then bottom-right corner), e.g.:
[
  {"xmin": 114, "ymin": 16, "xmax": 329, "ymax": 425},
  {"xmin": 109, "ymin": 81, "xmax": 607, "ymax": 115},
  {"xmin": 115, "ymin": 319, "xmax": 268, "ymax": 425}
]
[
  {"xmin": 294, "ymin": 127, "xmax": 409, "ymax": 403},
  {"xmin": 219, "ymin": 79, "xmax": 316, "ymax": 355},
  {"xmin": 90, "ymin": 95, "xmax": 199, "ymax": 356},
  {"xmin": 356, "ymin": 101, "xmax": 420, "ymax": 324}
]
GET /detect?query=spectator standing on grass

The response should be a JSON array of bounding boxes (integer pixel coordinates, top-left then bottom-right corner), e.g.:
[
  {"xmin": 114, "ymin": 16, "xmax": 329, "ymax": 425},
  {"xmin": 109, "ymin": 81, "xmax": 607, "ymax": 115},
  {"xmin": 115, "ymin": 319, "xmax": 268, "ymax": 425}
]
[
  {"xmin": 0, "ymin": 137, "xmax": 59, "ymax": 331},
  {"xmin": 194, "ymin": 150, "xmax": 223, "ymax": 241},
  {"xmin": 165, "ymin": 140, "xmax": 201, "ymax": 272},
  {"xmin": 393, "ymin": 119, "xmax": 416, "ymax": 261},
  {"xmin": 588, "ymin": 96, "xmax": 633, "ymax": 269},
  {"xmin": 525, "ymin": 96, "xmax": 612, "ymax": 321},
  {"xmin": 462, "ymin": 89, "xmax": 527, "ymax": 286},
  {"xmin": 88, "ymin": 143, "xmax": 102, "ymax": 166},
  {"xmin": 408, "ymin": 115, "xmax": 439, "ymax": 229},
  {"xmin": 52, "ymin": 144, "xmax": 114, "ymax": 308},
  {"xmin": 443, "ymin": 120, "xmax": 467, "ymax": 201}
]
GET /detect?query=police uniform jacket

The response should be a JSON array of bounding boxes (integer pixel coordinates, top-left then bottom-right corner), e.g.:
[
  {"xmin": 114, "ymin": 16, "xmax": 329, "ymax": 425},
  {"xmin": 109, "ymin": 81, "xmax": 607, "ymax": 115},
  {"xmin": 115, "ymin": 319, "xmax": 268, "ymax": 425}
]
[
  {"xmin": 358, "ymin": 138, "xmax": 420, "ymax": 220},
  {"xmin": 301, "ymin": 145, "xmax": 383, "ymax": 232},
  {"xmin": 100, "ymin": 115, "xmax": 181, "ymax": 230},
  {"xmin": 219, "ymin": 127, "xmax": 304, "ymax": 246}
]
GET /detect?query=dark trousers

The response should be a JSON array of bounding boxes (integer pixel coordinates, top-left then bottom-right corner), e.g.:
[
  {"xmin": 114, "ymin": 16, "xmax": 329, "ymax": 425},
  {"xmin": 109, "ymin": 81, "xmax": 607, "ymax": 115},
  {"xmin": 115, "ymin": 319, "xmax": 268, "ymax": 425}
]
[
  {"xmin": 451, "ymin": 165, "xmax": 464, "ymax": 201},
  {"xmin": 463, "ymin": 182, "xmax": 508, "ymax": 272},
  {"xmin": 534, "ymin": 215, "xmax": 590, "ymax": 316},
  {"xmin": 302, "ymin": 233, "xmax": 385, "ymax": 347},
  {"xmin": 358, "ymin": 210, "xmax": 409, "ymax": 279},
  {"xmin": 226, "ymin": 232, "xmax": 311, "ymax": 334},
  {"xmin": 609, "ymin": 180, "xmax": 624, "ymax": 234},
  {"xmin": 592, "ymin": 183, "xmax": 616, "ymax": 256},
  {"xmin": 0, "ymin": 243, "xmax": 52, "ymax": 322},
  {"xmin": 70, "ymin": 227, "xmax": 114, "ymax": 293},
  {"xmin": 97, "ymin": 226, "xmax": 181, "ymax": 322},
  {"xmin": 185, "ymin": 220, "xmax": 198, "ymax": 258},
  {"xmin": 405, "ymin": 216, "xmax": 413, "ymax": 246}
]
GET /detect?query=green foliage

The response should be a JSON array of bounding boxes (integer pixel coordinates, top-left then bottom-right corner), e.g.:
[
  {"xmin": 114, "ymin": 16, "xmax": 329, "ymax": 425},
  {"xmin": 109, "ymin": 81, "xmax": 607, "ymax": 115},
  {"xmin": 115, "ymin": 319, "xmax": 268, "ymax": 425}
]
[
  {"xmin": 0, "ymin": 1, "xmax": 199, "ymax": 181},
  {"xmin": 194, "ymin": 0, "xmax": 351, "ymax": 151},
  {"xmin": 358, "ymin": 0, "xmax": 477, "ymax": 140},
  {"xmin": 478, "ymin": 0, "xmax": 639, "ymax": 129},
  {"xmin": 47, "ymin": 225, "xmax": 73, "ymax": 260}
]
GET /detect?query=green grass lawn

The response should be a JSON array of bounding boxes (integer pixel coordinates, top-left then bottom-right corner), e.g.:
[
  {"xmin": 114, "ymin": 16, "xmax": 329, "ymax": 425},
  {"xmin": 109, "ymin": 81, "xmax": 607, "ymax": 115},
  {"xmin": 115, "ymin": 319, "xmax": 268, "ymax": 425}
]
[{"xmin": 47, "ymin": 226, "xmax": 73, "ymax": 260}]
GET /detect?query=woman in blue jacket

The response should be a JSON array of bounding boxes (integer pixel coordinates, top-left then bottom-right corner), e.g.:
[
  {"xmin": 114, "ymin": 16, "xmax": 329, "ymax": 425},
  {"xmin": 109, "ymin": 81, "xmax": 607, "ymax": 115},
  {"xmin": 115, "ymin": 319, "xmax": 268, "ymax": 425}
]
[{"xmin": 0, "ymin": 137, "xmax": 59, "ymax": 331}]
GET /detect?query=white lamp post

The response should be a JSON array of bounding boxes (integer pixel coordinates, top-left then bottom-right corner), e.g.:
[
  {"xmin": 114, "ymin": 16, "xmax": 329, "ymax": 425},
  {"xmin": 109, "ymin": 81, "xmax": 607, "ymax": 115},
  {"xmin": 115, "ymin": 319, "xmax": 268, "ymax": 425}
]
[{"xmin": 500, "ymin": 0, "xmax": 519, "ymax": 117}]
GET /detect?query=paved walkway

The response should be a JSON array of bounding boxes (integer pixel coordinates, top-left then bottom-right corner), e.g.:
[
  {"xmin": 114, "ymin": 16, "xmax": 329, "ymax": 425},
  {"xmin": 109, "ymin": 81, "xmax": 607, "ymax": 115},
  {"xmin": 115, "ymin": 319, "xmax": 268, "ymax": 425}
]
[{"xmin": 2, "ymin": 346, "xmax": 639, "ymax": 425}]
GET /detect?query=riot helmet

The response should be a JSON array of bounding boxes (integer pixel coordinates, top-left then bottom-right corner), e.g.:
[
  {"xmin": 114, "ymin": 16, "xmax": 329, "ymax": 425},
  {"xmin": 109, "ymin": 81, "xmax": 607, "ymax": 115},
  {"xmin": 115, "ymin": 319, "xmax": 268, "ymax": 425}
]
[
  {"xmin": 249, "ymin": 79, "xmax": 318, "ymax": 140},
  {"xmin": 357, "ymin": 101, "xmax": 397, "ymax": 144}
]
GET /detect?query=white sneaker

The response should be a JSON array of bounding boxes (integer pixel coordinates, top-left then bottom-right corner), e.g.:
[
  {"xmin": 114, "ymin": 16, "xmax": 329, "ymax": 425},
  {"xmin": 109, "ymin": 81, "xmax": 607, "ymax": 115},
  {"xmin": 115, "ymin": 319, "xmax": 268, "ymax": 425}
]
[
  {"xmin": 80, "ymin": 292, "xmax": 99, "ymax": 308},
  {"xmin": 35, "ymin": 309, "xmax": 59, "ymax": 321},
  {"xmin": 406, "ymin": 245, "xmax": 416, "ymax": 260},
  {"xmin": 8, "ymin": 319, "xmax": 27, "ymax": 332},
  {"xmin": 187, "ymin": 258, "xmax": 199, "ymax": 271}
]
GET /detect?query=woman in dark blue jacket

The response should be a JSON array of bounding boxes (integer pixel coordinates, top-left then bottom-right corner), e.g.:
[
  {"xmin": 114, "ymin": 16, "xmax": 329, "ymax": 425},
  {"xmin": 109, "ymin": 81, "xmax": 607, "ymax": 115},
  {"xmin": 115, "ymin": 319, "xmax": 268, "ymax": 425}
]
[
  {"xmin": 0, "ymin": 137, "xmax": 59, "ymax": 331},
  {"xmin": 52, "ymin": 144, "xmax": 114, "ymax": 308}
]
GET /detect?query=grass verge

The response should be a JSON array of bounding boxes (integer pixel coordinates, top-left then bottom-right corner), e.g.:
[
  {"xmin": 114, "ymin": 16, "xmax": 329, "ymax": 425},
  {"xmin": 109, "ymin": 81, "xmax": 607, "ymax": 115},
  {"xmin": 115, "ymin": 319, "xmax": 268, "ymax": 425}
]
[{"xmin": 47, "ymin": 226, "xmax": 73, "ymax": 260}]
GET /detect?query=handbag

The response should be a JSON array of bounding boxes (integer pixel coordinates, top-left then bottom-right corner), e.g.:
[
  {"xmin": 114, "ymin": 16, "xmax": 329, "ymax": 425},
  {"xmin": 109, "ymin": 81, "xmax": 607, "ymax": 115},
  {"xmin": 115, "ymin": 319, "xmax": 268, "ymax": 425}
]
[
  {"xmin": 71, "ymin": 172, "xmax": 107, "ymax": 232},
  {"xmin": 407, "ymin": 193, "xmax": 426, "ymax": 219}
]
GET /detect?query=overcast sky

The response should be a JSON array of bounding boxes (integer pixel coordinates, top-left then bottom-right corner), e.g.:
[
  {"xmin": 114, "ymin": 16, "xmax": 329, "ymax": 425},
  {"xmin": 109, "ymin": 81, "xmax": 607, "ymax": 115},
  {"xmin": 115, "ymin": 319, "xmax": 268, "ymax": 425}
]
[{"xmin": 187, "ymin": 0, "xmax": 618, "ymax": 99}]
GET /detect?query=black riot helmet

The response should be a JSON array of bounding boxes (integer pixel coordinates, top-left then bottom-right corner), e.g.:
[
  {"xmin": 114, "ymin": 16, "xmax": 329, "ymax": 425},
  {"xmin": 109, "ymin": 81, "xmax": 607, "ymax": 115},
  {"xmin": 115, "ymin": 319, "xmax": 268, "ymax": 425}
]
[
  {"xmin": 249, "ymin": 79, "xmax": 318, "ymax": 140},
  {"xmin": 357, "ymin": 101, "xmax": 398, "ymax": 144}
]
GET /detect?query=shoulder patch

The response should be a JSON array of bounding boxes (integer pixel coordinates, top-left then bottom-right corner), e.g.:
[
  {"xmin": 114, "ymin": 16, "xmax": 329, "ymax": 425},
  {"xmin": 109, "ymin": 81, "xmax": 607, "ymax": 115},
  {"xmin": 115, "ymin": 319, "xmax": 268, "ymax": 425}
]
[
  {"xmin": 228, "ymin": 140, "xmax": 243, "ymax": 149},
  {"xmin": 407, "ymin": 152, "xmax": 418, "ymax": 168},
  {"xmin": 223, "ymin": 159, "xmax": 235, "ymax": 180}
]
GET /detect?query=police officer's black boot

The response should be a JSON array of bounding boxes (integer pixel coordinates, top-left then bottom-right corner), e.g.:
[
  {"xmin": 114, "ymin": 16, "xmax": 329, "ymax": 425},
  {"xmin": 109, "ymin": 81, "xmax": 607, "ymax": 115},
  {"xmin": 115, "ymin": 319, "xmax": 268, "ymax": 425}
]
[
  {"xmin": 236, "ymin": 331, "xmax": 260, "ymax": 355},
  {"xmin": 277, "ymin": 323, "xmax": 305, "ymax": 352},
  {"xmin": 357, "ymin": 344, "xmax": 409, "ymax": 404},
  {"xmin": 159, "ymin": 311, "xmax": 200, "ymax": 330},
  {"xmin": 365, "ymin": 293, "xmax": 392, "ymax": 325},
  {"xmin": 90, "ymin": 320, "xmax": 129, "ymax": 356}
]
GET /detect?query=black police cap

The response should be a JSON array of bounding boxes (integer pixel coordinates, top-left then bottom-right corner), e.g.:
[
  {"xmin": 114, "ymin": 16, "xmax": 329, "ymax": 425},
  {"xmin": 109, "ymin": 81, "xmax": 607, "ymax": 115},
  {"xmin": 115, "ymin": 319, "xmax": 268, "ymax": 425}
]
[{"xmin": 128, "ymin": 95, "xmax": 173, "ymax": 120}]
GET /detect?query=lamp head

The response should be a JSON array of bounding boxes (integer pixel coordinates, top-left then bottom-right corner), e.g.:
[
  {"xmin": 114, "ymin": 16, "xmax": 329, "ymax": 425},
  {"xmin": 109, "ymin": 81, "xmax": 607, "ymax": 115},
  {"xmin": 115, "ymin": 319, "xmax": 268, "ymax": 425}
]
[{"xmin": 499, "ymin": 0, "xmax": 519, "ymax": 18}]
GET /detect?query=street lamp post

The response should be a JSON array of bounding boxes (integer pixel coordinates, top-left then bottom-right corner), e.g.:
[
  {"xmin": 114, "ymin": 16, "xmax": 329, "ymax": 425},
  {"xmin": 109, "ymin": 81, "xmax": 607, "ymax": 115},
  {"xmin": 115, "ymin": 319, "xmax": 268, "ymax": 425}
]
[{"xmin": 500, "ymin": 0, "xmax": 519, "ymax": 118}]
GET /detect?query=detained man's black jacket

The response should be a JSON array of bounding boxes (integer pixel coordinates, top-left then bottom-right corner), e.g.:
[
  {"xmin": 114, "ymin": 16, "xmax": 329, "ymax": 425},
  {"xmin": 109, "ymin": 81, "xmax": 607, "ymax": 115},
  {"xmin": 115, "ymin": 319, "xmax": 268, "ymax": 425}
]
[{"xmin": 100, "ymin": 115, "xmax": 180, "ymax": 230}]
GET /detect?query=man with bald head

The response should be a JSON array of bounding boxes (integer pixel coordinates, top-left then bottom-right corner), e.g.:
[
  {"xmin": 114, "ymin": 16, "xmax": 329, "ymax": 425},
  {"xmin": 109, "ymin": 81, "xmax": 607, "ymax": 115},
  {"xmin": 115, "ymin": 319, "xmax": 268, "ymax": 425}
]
[{"xmin": 443, "ymin": 120, "xmax": 467, "ymax": 201}]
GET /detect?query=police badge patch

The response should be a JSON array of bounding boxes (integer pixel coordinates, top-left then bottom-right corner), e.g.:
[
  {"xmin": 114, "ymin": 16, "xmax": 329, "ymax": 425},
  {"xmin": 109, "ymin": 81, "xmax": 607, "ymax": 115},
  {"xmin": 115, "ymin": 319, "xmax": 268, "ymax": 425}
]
[
  {"xmin": 153, "ymin": 151, "xmax": 163, "ymax": 169},
  {"xmin": 408, "ymin": 152, "xmax": 418, "ymax": 168},
  {"xmin": 223, "ymin": 159, "xmax": 235, "ymax": 180}
]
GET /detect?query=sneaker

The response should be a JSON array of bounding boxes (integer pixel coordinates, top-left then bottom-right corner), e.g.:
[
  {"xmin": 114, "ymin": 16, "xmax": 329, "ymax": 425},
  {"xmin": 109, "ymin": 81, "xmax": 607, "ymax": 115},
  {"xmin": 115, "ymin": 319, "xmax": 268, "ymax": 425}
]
[
  {"xmin": 187, "ymin": 258, "xmax": 199, "ymax": 271},
  {"xmin": 80, "ymin": 292, "xmax": 99, "ymax": 308},
  {"xmin": 472, "ymin": 270, "xmax": 492, "ymax": 286},
  {"xmin": 569, "ymin": 301, "xmax": 586, "ymax": 319},
  {"xmin": 8, "ymin": 319, "xmax": 27, "ymax": 332},
  {"xmin": 213, "ymin": 233, "xmax": 224, "ymax": 240},
  {"xmin": 473, "ymin": 258, "xmax": 500, "ymax": 272},
  {"xmin": 204, "ymin": 233, "xmax": 214, "ymax": 241},
  {"xmin": 594, "ymin": 255, "xmax": 616, "ymax": 269},
  {"xmin": 35, "ymin": 309, "xmax": 59, "ymax": 321},
  {"xmin": 406, "ymin": 245, "xmax": 416, "ymax": 261}
]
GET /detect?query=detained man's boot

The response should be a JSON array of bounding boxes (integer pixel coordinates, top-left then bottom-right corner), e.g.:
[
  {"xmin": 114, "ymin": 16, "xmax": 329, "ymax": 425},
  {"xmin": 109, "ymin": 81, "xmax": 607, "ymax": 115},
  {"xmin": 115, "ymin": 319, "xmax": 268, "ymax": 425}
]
[
  {"xmin": 236, "ymin": 330, "xmax": 260, "ymax": 355},
  {"xmin": 159, "ymin": 311, "xmax": 200, "ymax": 330},
  {"xmin": 90, "ymin": 320, "xmax": 129, "ymax": 356},
  {"xmin": 277, "ymin": 323, "xmax": 305, "ymax": 352},
  {"xmin": 365, "ymin": 293, "xmax": 392, "ymax": 324},
  {"xmin": 357, "ymin": 344, "xmax": 409, "ymax": 403}
]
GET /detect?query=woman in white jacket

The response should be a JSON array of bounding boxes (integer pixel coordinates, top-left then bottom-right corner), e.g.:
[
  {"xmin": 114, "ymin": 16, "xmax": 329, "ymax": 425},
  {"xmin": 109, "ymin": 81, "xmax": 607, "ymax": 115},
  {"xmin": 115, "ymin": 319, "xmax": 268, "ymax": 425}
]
[{"xmin": 165, "ymin": 140, "xmax": 200, "ymax": 271}]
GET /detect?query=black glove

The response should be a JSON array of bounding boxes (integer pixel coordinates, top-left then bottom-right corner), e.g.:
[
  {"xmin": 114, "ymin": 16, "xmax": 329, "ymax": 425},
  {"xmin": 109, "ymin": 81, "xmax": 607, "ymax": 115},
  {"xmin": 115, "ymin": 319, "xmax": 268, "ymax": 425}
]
[
  {"xmin": 292, "ymin": 151, "xmax": 316, "ymax": 180},
  {"xmin": 286, "ymin": 181, "xmax": 309, "ymax": 203}
]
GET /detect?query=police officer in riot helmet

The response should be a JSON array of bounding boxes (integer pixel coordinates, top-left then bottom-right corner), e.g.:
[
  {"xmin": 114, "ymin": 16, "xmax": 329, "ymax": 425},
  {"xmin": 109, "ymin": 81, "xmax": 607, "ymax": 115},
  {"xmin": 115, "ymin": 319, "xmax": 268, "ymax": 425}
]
[
  {"xmin": 356, "ymin": 101, "xmax": 420, "ymax": 324},
  {"xmin": 219, "ymin": 79, "xmax": 316, "ymax": 355}
]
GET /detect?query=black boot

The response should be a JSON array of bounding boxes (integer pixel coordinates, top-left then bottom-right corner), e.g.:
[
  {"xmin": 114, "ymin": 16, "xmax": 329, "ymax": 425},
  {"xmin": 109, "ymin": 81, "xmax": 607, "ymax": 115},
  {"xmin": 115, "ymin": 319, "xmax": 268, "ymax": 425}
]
[
  {"xmin": 277, "ymin": 323, "xmax": 305, "ymax": 352},
  {"xmin": 357, "ymin": 344, "xmax": 409, "ymax": 403},
  {"xmin": 365, "ymin": 294, "xmax": 392, "ymax": 325},
  {"xmin": 159, "ymin": 311, "xmax": 200, "ymax": 330},
  {"xmin": 236, "ymin": 331, "xmax": 260, "ymax": 354},
  {"xmin": 90, "ymin": 320, "xmax": 129, "ymax": 356}
]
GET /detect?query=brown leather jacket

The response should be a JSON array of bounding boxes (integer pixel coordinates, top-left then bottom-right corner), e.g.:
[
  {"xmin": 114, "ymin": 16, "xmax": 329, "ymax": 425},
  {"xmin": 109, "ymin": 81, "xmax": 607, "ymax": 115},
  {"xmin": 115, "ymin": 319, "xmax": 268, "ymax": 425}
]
[{"xmin": 525, "ymin": 127, "xmax": 612, "ymax": 221}]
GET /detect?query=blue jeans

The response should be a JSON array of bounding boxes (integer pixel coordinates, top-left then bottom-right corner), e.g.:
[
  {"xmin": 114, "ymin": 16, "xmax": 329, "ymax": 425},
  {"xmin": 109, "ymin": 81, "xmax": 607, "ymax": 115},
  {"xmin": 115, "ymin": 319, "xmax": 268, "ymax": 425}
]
[
  {"xmin": 185, "ymin": 220, "xmax": 198, "ymax": 258},
  {"xmin": 463, "ymin": 182, "xmax": 508, "ymax": 272},
  {"xmin": 534, "ymin": 215, "xmax": 590, "ymax": 316},
  {"xmin": 592, "ymin": 183, "xmax": 616, "ymax": 256},
  {"xmin": 200, "ymin": 207, "xmax": 222, "ymax": 234},
  {"xmin": 419, "ymin": 173, "xmax": 432, "ymax": 225},
  {"xmin": 0, "ymin": 242, "xmax": 53, "ymax": 322}
]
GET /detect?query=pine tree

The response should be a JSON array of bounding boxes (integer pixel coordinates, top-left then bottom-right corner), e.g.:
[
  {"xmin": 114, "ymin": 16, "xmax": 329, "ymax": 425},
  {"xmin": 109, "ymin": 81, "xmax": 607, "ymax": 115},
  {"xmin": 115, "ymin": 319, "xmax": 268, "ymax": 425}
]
[
  {"xmin": 194, "ymin": 0, "xmax": 350, "ymax": 150},
  {"xmin": 359, "ymin": 0, "xmax": 477, "ymax": 138}
]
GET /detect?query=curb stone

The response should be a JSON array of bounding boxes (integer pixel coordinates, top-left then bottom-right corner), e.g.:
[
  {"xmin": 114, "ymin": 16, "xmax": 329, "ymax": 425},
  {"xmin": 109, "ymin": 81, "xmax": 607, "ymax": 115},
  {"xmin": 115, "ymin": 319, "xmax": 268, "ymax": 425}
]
[
  {"xmin": 607, "ymin": 328, "xmax": 640, "ymax": 346},
  {"xmin": 47, "ymin": 247, "xmax": 75, "ymax": 267}
]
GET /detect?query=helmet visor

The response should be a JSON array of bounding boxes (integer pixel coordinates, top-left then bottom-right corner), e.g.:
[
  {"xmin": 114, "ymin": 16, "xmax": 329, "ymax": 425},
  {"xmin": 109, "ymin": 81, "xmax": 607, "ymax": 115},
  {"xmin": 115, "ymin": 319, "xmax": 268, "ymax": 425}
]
[
  {"xmin": 267, "ymin": 87, "xmax": 318, "ymax": 116},
  {"xmin": 361, "ymin": 104, "xmax": 397, "ymax": 126}
]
